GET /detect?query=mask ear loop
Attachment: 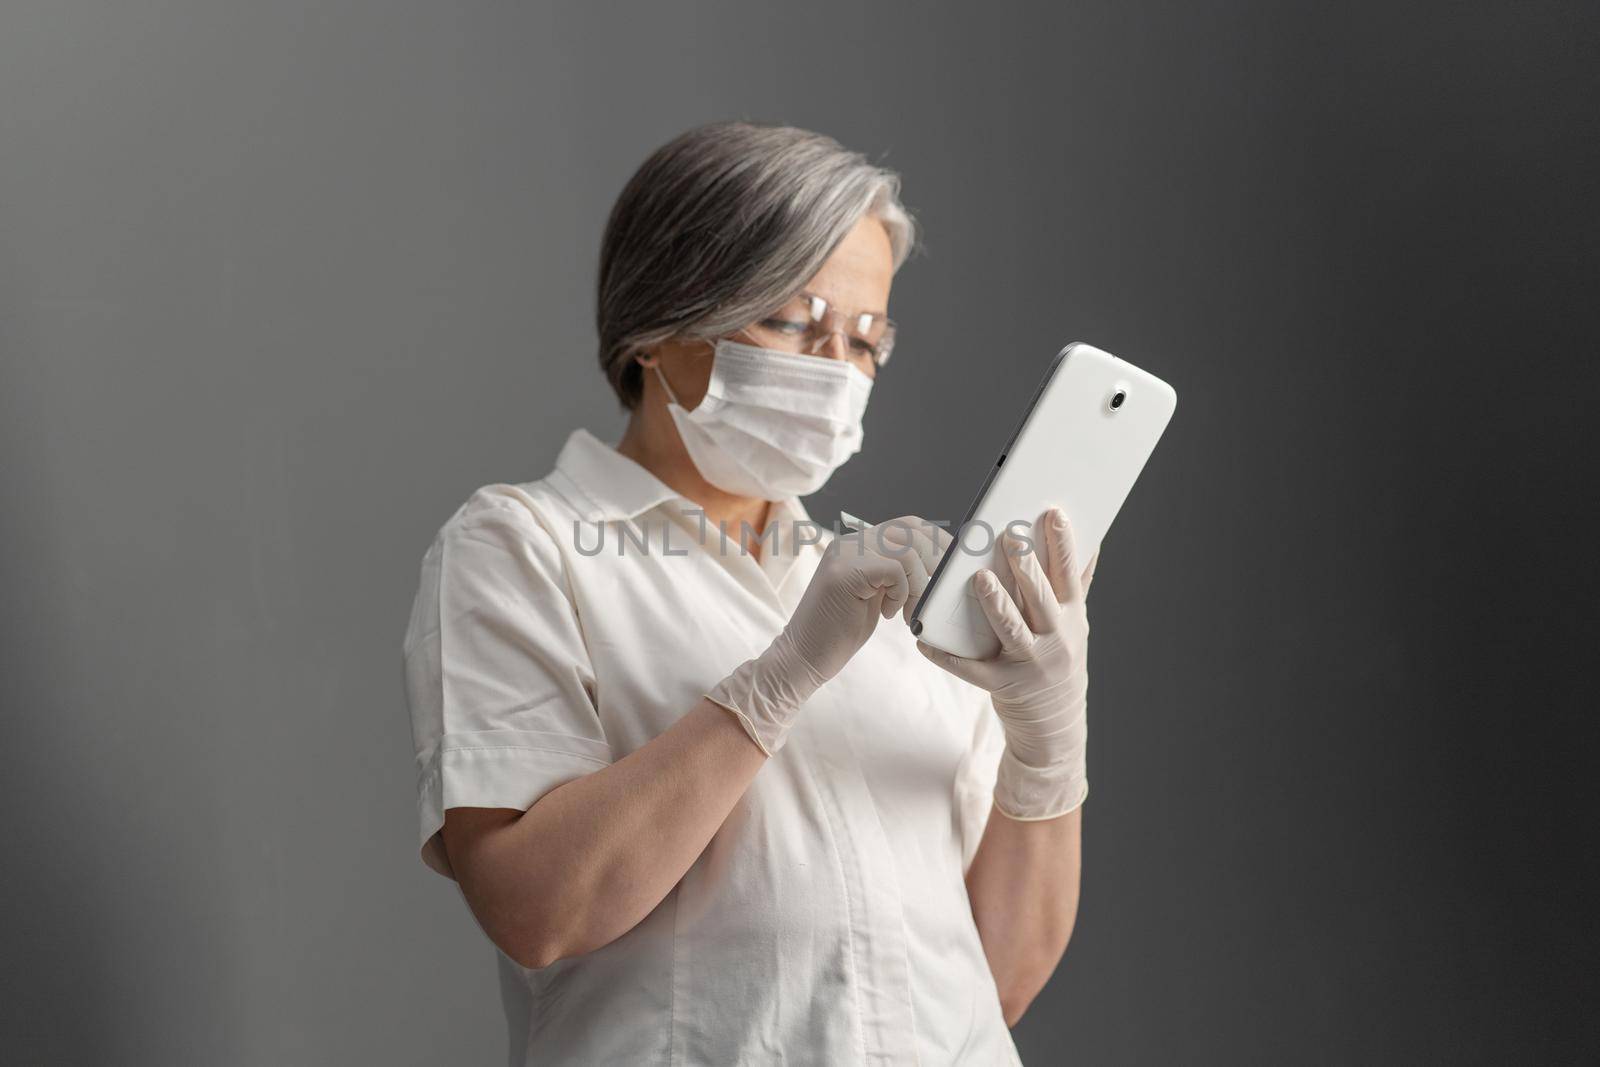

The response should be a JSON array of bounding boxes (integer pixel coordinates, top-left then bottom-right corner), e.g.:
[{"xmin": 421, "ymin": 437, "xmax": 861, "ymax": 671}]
[
  {"xmin": 650, "ymin": 337, "xmax": 726, "ymax": 409},
  {"xmin": 651, "ymin": 361, "xmax": 683, "ymax": 408}
]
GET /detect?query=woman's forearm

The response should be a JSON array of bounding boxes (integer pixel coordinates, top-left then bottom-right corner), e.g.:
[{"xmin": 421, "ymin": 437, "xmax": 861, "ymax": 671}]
[
  {"xmin": 964, "ymin": 804, "xmax": 1082, "ymax": 1025},
  {"xmin": 442, "ymin": 698, "xmax": 767, "ymax": 969}
]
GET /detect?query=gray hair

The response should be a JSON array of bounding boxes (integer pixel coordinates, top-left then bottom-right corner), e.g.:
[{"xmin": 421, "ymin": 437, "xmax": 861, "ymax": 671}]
[{"xmin": 596, "ymin": 121, "xmax": 918, "ymax": 409}]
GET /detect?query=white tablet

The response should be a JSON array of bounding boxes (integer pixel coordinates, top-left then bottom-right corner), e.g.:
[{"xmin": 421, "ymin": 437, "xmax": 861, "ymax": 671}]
[{"xmin": 907, "ymin": 342, "xmax": 1177, "ymax": 659}]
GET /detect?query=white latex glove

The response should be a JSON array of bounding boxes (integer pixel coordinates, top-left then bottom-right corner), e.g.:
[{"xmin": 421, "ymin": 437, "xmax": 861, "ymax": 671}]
[
  {"xmin": 916, "ymin": 508, "xmax": 1099, "ymax": 820},
  {"xmin": 707, "ymin": 518, "xmax": 926, "ymax": 756}
]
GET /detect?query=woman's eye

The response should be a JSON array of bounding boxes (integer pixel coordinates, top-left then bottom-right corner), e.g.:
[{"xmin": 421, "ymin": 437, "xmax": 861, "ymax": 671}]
[
  {"xmin": 761, "ymin": 318, "xmax": 809, "ymax": 335},
  {"xmin": 849, "ymin": 337, "xmax": 876, "ymax": 355}
]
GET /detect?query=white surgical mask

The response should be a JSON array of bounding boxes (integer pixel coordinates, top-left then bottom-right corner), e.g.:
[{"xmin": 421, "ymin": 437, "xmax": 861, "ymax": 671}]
[{"xmin": 652, "ymin": 339, "xmax": 873, "ymax": 499}]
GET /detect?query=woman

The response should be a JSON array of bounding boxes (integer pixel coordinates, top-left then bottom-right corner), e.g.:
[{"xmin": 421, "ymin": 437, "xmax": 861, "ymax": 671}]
[{"xmin": 402, "ymin": 121, "xmax": 1097, "ymax": 1065}]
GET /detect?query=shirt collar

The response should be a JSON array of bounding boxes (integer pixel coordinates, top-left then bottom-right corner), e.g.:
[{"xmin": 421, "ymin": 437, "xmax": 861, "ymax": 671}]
[
  {"xmin": 550, "ymin": 428, "xmax": 679, "ymax": 522},
  {"xmin": 549, "ymin": 428, "xmax": 817, "ymax": 532}
]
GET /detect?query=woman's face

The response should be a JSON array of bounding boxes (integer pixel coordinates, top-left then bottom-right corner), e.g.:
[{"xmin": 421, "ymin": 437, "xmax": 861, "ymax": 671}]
[{"xmin": 649, "ymin": 214, "xmax": 896, "ymax": 410}]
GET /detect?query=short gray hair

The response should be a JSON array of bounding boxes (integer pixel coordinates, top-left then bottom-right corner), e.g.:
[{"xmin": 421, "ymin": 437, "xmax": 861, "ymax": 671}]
[{"xmin": 596, "ymin": 121, "xmax": 918, "ymax": 409}]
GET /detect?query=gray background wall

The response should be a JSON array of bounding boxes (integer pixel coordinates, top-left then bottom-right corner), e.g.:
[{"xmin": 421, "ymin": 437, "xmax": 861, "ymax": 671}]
[{"xmin": 3, "ymin": 2, "xmax": 1596, "ymax": 1064}]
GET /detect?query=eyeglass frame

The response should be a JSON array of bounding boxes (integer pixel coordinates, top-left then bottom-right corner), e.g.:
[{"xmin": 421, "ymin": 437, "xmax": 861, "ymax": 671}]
[{"xmin": 735, "ymin": 290, "xmax": 897, "ymax": 368}]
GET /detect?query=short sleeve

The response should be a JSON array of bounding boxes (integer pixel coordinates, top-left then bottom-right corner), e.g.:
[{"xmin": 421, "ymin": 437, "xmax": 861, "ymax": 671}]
[
  {"xmin": 952, "ymin": 686, "xmax": 1006, "ymax": 873},
  {"xmin": 402, "ymin": 491, "xmax": 612, "ymax": 878}
]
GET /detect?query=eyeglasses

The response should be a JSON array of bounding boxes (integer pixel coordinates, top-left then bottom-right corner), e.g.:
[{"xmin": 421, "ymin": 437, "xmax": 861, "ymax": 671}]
[{"xmin": 739, "ymin": 291, "xmax": 897, "ymax": 368}]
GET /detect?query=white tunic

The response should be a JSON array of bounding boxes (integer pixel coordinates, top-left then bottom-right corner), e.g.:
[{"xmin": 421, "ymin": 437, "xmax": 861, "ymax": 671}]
[{"xmin": 402, "ymin": 428, "xmax": 1020, "ymax": 1065}]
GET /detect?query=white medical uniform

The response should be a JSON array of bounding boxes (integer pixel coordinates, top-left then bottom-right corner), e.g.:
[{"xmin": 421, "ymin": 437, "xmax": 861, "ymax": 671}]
[{"xmin": 402, "ymin": 428, "xmax": 1021, "ymax": 1065}]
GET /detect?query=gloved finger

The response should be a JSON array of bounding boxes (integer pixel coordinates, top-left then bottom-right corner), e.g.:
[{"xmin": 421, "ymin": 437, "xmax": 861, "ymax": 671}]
[
  {"xmin": 916, "ymin": 640, "xmax": 997, "ymax": 690},
  {"xmin": 877, "ymin": 560, "xmax": 911, "ymax": 620},
  {"xmin": 1003, "ymin": 528, "xmax": 1059, "ymax": 634},
  {"xmin": 1082, "ymin": 548, "xmax": 1100, "ymax": 599},
  {"xmin": 877, "ymin": 517, "xmax": 949, "ymax": 600},
  {"xmin": 1043, "ymin": 508, "xmax": 1085, "ymax": 604},
  {"xmin": 879, "ymin": 516, "xmax": 953, "ymax": 558},
  {"xmin": 858, "ymin": 550, "xmax": 912, "ymax": 620},
  {"xmin": 899, "ymin": 548, "xmax": 932, "ymax": 623},
  {"xmin": 872, "ymin": 518, "xmax": 934, "ymax": 620},
  {"xmin": 972, "ymin": 569, "xmax": 1034, "ymax": 654}
]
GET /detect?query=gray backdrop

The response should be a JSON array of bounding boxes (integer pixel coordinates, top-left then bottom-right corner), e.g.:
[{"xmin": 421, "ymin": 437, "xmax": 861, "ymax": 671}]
[{"xmin": 3, "ymin": 2, "xmax": 1596, "ymax": 1064}]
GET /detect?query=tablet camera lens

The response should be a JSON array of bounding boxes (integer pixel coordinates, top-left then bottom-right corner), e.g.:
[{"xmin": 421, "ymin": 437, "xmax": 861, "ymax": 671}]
[{"xmin": 1109, "ymin": 390, "xmax": 1126, "ymax": 410}]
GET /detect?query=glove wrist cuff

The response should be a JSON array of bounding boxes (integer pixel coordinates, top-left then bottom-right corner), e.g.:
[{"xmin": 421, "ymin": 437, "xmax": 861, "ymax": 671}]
[
  {"xmin": 993, "ymin": 742, "xmax": 1088, "ymax": 821},
  {"xmin": 705, "ymin": 631, "xmax": 827, "ymax": 756}
]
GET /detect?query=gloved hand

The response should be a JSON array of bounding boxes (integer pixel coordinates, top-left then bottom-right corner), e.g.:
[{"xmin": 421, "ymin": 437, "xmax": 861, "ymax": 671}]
[
  {"xmin": 707, "ymin": 518, "xmax": 927, "ymax": 756},
  {"xmin": 915, "ymin": 508, "xmax": 1099, "ymax": 820}
]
